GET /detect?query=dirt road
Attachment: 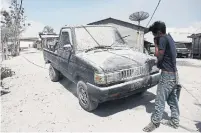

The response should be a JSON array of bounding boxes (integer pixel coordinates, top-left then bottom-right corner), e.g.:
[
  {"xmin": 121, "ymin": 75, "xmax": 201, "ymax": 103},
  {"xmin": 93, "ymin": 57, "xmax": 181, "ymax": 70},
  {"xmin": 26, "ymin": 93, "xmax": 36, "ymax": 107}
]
[{"xmin": 1, "ymin": 49, "xmax": 201, "ymax": 132}]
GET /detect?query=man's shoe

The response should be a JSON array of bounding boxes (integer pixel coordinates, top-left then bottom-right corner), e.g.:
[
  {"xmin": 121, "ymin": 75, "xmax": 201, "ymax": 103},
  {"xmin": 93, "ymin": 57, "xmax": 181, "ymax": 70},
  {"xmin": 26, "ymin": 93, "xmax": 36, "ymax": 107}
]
[
  {"xmin": 161, "ymin": 119, "xmax": 179, "ymax": 129},
  {"xmin": 143, "ymin": 122, "xmax": 159, "ymax": 132}
]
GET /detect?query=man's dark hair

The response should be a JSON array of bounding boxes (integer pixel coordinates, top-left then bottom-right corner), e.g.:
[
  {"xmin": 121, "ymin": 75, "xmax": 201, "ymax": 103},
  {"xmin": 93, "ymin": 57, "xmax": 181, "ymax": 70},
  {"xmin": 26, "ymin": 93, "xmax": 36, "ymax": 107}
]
[{"xmin": 148, "ymin": 21, "xmax": 166, "ymax": 34}]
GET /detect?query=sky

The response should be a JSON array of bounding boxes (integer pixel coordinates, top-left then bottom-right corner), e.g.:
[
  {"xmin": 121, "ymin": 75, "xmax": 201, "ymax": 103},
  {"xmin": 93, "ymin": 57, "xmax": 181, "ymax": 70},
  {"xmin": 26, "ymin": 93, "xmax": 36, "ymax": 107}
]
[{"xmin": 1, "ymin": 0, "xmax": 201, "ymax": 42}]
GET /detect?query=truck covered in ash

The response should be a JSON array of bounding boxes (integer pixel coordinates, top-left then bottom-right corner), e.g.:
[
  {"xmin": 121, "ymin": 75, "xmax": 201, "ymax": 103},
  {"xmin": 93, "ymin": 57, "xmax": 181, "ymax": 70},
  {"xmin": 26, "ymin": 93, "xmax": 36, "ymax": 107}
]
[
  {"xmin": 42, "ymin": 25, "xmax": 160, "ymax": 111},
  {"xmin": 175, "ymin": 43, "xmax": 190, "ymax": 58}
]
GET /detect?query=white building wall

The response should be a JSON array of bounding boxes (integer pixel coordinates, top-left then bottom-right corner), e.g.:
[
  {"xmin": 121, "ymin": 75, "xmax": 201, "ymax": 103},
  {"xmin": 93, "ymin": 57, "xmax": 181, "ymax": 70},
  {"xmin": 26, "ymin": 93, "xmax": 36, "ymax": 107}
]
[{"xmin": 20, "ymin": 41, "xmax": 34, "ymax": 48}]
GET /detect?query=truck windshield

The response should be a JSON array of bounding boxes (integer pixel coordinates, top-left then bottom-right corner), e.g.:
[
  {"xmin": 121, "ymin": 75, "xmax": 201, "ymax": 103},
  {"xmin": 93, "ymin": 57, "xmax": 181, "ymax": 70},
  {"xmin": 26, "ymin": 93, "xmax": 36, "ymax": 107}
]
[
  {"xmin": 75, "ymin": 26, "xmax": 126, "ymax": 51},
  {"xmin": 176, "ymin": 43, "xmax": 186, "ymax": 48}
]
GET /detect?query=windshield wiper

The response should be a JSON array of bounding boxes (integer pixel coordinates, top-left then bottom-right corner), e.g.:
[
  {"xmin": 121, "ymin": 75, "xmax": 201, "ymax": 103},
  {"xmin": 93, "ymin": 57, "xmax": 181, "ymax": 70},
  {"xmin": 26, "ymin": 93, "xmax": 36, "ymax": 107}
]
[
  {"xmin": 81, "ymin": 25, "xmax": 101, "ymax": 46},
  {"xmin": 81, "ymin": 25, "xmax": 130, "ymax": 52},
  {"xmin": 110, "ymin": 35, "xmax": 130, "ymax": 47},
  {"xmin": 84, "ymin": 35, "xmax": 130, "ymax": 52},
  {"xmin": 85, "ymin": 46, "xmax": 112, "ymax": 53}
]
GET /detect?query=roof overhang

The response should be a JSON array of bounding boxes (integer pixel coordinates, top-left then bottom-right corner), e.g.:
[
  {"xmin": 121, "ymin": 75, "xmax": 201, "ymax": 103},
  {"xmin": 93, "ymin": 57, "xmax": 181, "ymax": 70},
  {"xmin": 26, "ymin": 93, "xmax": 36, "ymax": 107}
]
[
  {"xmin": 188, "ymin": 33, "xmax": 201, "ymax": 38},
  {"xmin": 39, "ymin": 33, "xmax": 59, "ymax": 39},
  {"xmin": 175, "ymin": 41, "xmax": 192, "ymax": 44},
  {"xmin": 88, "ymin": 17, "xmax": 148, "ymax": 32}
]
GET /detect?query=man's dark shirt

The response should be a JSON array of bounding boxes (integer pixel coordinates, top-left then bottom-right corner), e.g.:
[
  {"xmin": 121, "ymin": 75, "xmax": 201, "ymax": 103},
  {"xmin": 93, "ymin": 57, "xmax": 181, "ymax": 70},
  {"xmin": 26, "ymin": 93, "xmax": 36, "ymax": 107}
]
[{"xmin": 157, "ymin": 34, "xmax": 177, "ymax": 72}]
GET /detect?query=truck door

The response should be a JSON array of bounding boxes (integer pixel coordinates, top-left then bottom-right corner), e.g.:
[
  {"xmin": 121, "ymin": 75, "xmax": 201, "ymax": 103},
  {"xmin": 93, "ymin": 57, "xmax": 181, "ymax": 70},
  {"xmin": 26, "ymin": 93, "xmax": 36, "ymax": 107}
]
[{"xmin": 57, "ymin": 28, "xmax": 73, "ymax": 79}]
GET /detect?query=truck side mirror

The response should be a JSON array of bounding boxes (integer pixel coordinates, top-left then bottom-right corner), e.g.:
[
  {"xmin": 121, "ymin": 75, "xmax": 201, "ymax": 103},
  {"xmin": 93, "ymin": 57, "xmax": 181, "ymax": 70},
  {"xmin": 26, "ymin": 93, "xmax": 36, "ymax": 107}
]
[{"xmin": 63, "ymin": 44, "xmax": 72, "ymax": 51}]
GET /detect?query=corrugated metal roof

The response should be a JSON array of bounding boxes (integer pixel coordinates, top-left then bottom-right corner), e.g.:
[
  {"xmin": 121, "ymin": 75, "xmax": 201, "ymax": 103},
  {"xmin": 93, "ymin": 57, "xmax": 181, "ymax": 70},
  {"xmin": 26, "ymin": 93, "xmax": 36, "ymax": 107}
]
[
  {"xmin": 61, "ymin": 25, "xmax": 115, "ymax": 29},
  {"xmin": 87, "ymin": 17, "xmax": 147, "ymax": 30},
  {"xmin": 188, "ymin": 33, "xmax": 201, "ymax": 38}
]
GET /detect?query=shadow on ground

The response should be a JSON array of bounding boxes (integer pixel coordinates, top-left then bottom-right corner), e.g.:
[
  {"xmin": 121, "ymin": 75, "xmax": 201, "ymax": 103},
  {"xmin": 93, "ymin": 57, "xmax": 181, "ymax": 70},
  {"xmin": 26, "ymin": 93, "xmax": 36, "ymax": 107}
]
[
  {"xmin": 195, "ymin": 103, "xmax": 201, "ymax": 108},
  {"xmin": 94, "ymin": 92, "xmax": 155, "ymax": 117},
  {"xmin": 195, "ymin": 121, "xmax": 201, "ymax": 132},
  {"xmin": 22, "ymin": 51, "xmax": 37, "ymax": 55},
  {"xmin": 59, "ymin": 77, "xmax": 169, "ymax": 118},
  {"xmin": 59, "ymin": 78, "xmax": 77, "ymax": 97}
]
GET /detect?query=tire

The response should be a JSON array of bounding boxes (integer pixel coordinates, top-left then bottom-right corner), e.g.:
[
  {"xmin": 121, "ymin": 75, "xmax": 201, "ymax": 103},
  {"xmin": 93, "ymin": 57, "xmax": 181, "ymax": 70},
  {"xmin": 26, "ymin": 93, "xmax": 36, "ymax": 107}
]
[
  {"xmin": 49, "ymin": 64, "xmax": 60, "ymax": 82},
  {"xmin": 59, "ymin": 73, "xmax": 64, "ymax": 80},
  {"xmin": 77, "ymin": 81, "xmax": 98, "ymax": 112}
]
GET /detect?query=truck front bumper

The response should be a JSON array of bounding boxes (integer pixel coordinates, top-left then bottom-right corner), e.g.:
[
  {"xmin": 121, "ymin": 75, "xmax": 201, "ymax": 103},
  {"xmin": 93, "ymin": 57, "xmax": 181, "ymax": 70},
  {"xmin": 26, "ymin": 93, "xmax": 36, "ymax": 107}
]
[
  {"xmin": 177, "ymin": 51, "xmax": 190, "ymax": 55},
  {"xmin": 86, "ymin": 72, "xmax": 161, "ymax": 103}
]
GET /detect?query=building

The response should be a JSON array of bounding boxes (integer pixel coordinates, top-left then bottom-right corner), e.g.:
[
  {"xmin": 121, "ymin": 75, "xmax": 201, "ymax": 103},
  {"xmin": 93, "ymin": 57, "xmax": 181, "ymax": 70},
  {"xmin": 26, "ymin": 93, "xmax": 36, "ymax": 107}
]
[
  {"xmin": 88, "ymin": 17, "xmax": 148, "ymax": 53},
  {"xmin": 19, "ymin": 37, "xmax": 39, "ymax": 50},
  {"xmin": 188, "ymin": 33, "xmax": 201, "ymax": 59}
]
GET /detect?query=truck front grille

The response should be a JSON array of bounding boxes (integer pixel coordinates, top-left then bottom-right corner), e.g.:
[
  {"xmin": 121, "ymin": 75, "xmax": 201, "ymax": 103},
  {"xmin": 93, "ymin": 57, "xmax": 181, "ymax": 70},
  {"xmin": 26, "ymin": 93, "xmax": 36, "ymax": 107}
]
[{"xmin": 120, "ymin": 64, "xmax": 149, "ymax": 80}]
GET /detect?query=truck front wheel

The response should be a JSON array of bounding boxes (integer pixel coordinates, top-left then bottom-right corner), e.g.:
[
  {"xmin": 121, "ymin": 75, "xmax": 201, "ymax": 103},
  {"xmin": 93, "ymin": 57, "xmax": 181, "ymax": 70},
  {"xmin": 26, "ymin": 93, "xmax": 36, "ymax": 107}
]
[
  {"xmin": 77, "ymin": 81, "xmax": 98, "ymax": 112},
  {"xmin": 49, "ymin": 64, "xmax": 60, "ymax": 82}
]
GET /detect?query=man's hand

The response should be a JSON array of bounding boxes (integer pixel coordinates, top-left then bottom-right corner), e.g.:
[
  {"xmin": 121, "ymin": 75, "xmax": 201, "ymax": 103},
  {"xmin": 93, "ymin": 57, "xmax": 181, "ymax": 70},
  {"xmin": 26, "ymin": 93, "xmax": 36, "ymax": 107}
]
[{"xmin": 154, "ymin": 45, "xmax": 158, "ymax": 57}]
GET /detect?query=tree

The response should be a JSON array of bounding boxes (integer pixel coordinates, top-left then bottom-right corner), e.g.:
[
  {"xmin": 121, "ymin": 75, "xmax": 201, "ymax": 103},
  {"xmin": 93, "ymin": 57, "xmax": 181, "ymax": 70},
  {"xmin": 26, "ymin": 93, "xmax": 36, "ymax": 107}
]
[
  {"xmin": 42, "ymin": 26, "xmax": 55, "ymax": 34},
  {"xmin": 10, "ymin": 0, "xmax": 27, "ymax": 56},
  {"xmin": 0, "ymin": 0, "xmax": 30, "ymax": 57},
  {"xmin": 1, "ymin": 10, "xmax": 14, "ymax": 60}
]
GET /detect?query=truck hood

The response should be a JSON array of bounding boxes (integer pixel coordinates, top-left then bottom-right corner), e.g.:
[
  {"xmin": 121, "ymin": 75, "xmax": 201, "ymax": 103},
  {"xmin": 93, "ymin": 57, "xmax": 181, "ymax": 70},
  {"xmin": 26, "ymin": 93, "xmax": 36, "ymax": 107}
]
[{"xmin": 76, "ymin": 49, "xmax": 155, "ymax": 72}]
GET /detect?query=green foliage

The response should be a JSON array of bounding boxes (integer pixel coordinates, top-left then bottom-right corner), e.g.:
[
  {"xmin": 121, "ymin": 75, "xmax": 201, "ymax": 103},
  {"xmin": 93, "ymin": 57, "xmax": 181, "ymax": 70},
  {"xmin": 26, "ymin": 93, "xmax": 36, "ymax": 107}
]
[{"xmin": 42, "ymin": 26, "xmax": 56, "ymax": 34}]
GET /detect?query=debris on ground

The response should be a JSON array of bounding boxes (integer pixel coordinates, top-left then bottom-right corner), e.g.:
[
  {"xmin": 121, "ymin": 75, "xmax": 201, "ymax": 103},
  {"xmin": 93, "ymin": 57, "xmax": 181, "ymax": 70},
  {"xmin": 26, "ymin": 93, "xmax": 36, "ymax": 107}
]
[
  {"xmin": 0, "ymin": 87, "xmax": 10, "ymax": 96},
  {"xmin": 1, "ymin": 66, "xmax": 15, "ymax": 80},
  {"xmin": 0, "ymin": 66, "xmax": 14, "ymax": 96}
]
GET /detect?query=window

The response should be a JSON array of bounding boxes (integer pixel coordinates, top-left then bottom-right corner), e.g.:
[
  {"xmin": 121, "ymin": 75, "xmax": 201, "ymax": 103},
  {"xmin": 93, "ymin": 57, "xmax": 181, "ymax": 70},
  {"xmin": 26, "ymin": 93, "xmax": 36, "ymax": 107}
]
[
  {"xmin": 59, "ymin": 28, "xmax": 72, "ymax": 47},
  {"xmin": 75, "ymin": 26, "xmax": 126, "ymax": 51}
]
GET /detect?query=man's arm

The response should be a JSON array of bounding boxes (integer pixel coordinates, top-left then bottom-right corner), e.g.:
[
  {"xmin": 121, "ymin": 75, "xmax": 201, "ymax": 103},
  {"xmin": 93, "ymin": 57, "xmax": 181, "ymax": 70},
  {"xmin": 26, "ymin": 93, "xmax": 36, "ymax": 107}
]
[
  {"xmin": 155, "ymin": 46, "xmax": 165, "ymax": 62},
  {"xmin": 154, "ymin": 37, "xmax": 167, "ymax": 62}
]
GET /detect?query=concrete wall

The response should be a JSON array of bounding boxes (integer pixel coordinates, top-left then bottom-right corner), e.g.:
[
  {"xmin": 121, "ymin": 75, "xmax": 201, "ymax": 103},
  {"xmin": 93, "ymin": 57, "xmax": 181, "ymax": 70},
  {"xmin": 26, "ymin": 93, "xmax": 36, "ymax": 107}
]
[
  {"xmin": 192, "ymin": 36, "xmax": 201, "ymax": 58},
  {"xmin": 20, "ymin": 41, "xmax": 34, "ymax": 49}
]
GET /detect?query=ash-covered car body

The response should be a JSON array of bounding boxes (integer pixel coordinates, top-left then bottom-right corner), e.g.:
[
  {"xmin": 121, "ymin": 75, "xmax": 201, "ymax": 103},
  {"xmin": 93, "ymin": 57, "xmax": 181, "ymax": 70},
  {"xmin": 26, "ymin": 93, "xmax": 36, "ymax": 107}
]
[{"xmin": 43, "ymin": 25, "xmax": 160, "ymax": 111}]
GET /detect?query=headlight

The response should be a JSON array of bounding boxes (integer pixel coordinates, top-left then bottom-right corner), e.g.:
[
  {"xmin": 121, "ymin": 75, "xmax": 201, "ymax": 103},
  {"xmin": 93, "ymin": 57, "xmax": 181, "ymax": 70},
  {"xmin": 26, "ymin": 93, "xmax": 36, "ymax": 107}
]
[
  {"xmin": 94, "ymin": 72, "xmax": 122, "ymax": 85},
  {"xmin": 94, "ymin": 73, "xmax": 106, "ymax": 84}
]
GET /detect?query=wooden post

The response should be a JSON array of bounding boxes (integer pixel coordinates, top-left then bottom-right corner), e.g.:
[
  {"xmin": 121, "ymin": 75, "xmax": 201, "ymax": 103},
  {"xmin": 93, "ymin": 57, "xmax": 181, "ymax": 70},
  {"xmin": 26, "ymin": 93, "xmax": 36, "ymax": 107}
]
[
  {"xmin": 192, "ymin": 38, "xmax": 194, "ymax": 58},
  {"xmin": 199, "ymin": 37, "xmax": 201, "ymax": 59}
]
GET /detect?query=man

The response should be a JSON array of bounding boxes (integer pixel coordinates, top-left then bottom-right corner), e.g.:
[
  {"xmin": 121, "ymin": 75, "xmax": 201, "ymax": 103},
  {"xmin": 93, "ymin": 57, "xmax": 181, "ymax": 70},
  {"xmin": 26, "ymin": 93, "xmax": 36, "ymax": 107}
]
[{"xmin": 143, "ymin": 21, "xmax": 180, "ymax": 132}]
